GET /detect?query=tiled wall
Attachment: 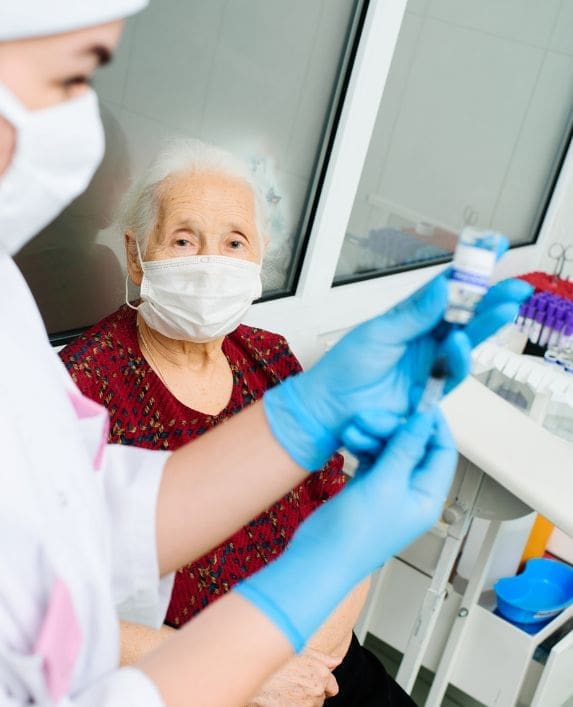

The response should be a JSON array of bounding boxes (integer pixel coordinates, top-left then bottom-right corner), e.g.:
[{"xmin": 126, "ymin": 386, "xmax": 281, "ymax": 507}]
[{"xmin": 347, "ymin": 0, "xmax": 573, "ymax": 247}]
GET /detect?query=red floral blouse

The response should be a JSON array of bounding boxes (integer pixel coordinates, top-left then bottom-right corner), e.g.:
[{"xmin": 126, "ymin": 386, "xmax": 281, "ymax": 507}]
[{"xmin": 60, "ymin": 305, "xmax": 346, "ymax": 626}]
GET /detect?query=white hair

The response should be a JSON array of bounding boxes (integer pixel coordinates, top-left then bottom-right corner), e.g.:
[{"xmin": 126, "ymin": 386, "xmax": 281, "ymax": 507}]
[{"xmin": 118, "ymin": 138, "xmax": 271, "ymax": 253}]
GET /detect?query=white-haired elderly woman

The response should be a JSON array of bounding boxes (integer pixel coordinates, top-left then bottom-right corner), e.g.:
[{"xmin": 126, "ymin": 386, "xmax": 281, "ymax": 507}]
[{"xmin": 61, "ymin": 139, "xmax": 415, "ymax": 707}]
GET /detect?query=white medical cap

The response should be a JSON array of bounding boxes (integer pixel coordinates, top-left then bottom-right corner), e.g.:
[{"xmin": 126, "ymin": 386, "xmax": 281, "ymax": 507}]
[{"xmin": 0, "ymin": 1, "xmax": 148, "ymax": 41}]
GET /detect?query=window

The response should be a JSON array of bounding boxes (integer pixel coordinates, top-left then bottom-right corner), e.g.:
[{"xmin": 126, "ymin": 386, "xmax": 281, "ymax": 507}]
[
  {"xmin": 16, "ymin": 0, "xmax": 363, "ymax": 339},
  {"xmin": 334, "ymin": 0, "xmax": 573, "ymax": 285}
]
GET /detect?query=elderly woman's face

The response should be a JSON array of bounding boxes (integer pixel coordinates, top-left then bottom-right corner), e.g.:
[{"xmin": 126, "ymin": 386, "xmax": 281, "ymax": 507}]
[{"xmin": 145, "ymin": 170, "xmax": 261, "ymax": 264}]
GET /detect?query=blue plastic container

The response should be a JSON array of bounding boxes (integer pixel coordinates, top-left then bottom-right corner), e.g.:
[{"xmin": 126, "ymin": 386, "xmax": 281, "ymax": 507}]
[{"xmin": 494, "ymin": 558, "xmax": 573, "ymax": 632}]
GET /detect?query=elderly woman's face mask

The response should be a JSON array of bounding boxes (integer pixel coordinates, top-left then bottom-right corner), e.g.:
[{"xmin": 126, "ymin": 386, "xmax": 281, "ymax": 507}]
[
  {"xmin": 127, "ymin": 171, "xmax": 264, "ymax": 342},
  {"xmin": 129, "ymin": 244, "xmax": 262, "ymax": 342}
]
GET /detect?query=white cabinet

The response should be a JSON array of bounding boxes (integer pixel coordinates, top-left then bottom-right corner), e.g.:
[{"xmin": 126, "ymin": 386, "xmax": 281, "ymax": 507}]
[
  {"xmin": 366, "ymin": 557, "xmax": 573, "ymax": 706},
  {"xmin": 358, "ymin": 376, "xmax": 573, "ymax": 706}
]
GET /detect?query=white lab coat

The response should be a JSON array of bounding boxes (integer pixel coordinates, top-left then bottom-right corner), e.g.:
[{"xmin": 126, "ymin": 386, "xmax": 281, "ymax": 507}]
[{"xmin": 0, "ymin": 253, "xmax": 174, "ymax": 705}]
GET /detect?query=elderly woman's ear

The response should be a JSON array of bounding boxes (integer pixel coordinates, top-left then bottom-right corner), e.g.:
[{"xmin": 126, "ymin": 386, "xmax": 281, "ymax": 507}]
[{"xmin": 125, "ymin": 231, "xmax": 144, "ymax": 286}]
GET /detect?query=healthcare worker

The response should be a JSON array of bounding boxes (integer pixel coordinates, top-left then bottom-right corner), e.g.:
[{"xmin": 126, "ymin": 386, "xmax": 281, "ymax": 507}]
[{"xmin": 0, "ymin": 1, "xmax": 532, "ymax": 705}]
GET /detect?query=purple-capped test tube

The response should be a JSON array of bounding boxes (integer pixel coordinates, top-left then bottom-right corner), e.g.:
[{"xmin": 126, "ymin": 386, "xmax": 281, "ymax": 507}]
[
  {"xmin": 557, "ymin": 317, "xmax": 573, "ymax": 364},
  {"xmin": 515, "ymin": 302, "xmax": 528, "ymax": 329},
  {"xmin": 528, "ymin": 309, "xmax": 545, "ymax": 344},
  {"xmin": 521, "ymin": 301, "xmax": 537, "ymax": 336},
  {"xmin": 539, "ymin": 312, "xmax": 556, "ymax": 347},
  {"xmin": 548, "ymin": 308, "xmax": 567, "ymax": 348}
]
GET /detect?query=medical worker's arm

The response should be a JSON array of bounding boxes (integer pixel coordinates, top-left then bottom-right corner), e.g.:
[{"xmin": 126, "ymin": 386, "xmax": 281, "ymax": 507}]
[
  {"xmin": 154, "ymin": 275, "xmax": 531, "ymax": 575},
  {"xmin": 119, "ymin": 621, "xmax": 177, "ymax": 666},
  {"xmin": 136, "ymin": 411, "xmax": 452, "ymax": 707},
  {"xmin": 118, "ymin": 581, "xmax": 366, "ymax": 665},
  {"xmin": 117, "ymin": 585, "xmax": 366, "ymax": 704}
]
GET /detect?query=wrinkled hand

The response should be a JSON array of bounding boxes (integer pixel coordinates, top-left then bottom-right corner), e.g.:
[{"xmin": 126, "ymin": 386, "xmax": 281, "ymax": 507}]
[
  {"xmin": 264, "ymin": 273, "xmax": 532, "ymax": 470},
  {"xmin": 246, "ymin": 649, "xmax": 341, "ymax": 707}
]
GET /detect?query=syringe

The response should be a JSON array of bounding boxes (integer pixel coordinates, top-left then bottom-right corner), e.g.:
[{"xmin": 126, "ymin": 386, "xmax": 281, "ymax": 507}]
[{"xmin": 417, "ymin": 227, "xmax": 505, "ymax": 411}]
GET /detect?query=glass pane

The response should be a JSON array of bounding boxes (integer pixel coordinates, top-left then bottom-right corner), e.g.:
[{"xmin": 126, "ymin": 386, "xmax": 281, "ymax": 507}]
[
  {"xmin": 16, "ymin": 0, "xmax": 359, "ymax": 338},
  {"xmin": 334, "ymin": 0, "xmax": 573, "ymax": 285}
]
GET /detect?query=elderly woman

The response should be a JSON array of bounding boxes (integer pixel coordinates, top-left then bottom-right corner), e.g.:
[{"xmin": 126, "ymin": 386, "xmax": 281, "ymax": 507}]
[{"xmin": 61, "ymin": 139, "xmax": 415, "ymax": 706}]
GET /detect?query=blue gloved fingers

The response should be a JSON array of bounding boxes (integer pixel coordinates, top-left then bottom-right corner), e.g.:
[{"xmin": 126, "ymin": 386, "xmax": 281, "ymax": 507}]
[
  {"xmin": 341, "ymin": 423, "xmax": 383, "ymax": 458},
  {"xmin": 410, "ymin": 411, "xmax": 457, "ymax": 502},
  {"xmin": 474, "ymin": 278, "xmax": 533, "ymax": 316},
  {"xmin": 361, "ymin": 275, "xmax": 448, "ymax": 347},
  {"xmin": 440, "ymin": 330, "xmax": 472, "ymax": 394},
  {"xmin": 341, "ymin": 412, "xmax": 401, "ymax": 455},
  {"xmin": 463, "ymin": 301, "xmax": 522, "ymax": 348},
  {"xmin": 426, "ymin": 280, "xmax": 532, "ymax": 396},
  {"xmin": 367, "ymin": 412, "xmax": 437, "ymax": 489}
]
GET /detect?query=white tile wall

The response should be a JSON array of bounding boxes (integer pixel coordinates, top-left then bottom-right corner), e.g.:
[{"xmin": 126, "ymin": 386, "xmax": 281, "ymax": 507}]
[
  {"xmin": 339, "ymin": 0, "xmax": 573, "ymax": 281},
  {"xmin": 378, "ymin": 18, "xmax": 544, "ymax": 231},
  {"xmin": 347, "ymin": 11, "xmax": 426, "ymax": 240},
  {"xmin": 120, "ymin": 4, "xmax": 222, "ymax": 135},
  {"xmin": 550, "ymin": 0, "xmax": 573, "ymax": 57},
  {"xmin": 491, "ymin": 52, "xmax": 573, "ymax": 243},
  {"xmin": 283, "ymin": 0, "xmax": 353, "ymax": 178},
  {"xmin": 426, "ymin": 0, "xmax": 562, "ymax": 48},
  {"xmin": 407, "ymin": 0, "xmax": 429, "ymax": 17}
]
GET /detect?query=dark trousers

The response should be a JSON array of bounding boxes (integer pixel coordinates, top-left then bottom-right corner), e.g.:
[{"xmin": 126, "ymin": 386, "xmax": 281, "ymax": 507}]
[{"xmin": 326, "ymin": 633, "xmax": 416, "ymax": 706}]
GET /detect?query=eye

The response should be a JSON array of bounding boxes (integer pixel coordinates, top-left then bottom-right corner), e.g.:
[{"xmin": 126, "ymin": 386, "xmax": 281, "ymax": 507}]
[
  {"xmin": 227, "ymin": 232, "xmax": 249, "ymax": 250},
  {"xmin": 63, "ymin": 75, "xmax": 92, "ymax": 89},
  {"xmin": 173, "ymin": 238, "xmax": 195, "ymax": 249},
  {"xmin": 61, "ymin": 75, "xmax": 92, "ymax": 98}
]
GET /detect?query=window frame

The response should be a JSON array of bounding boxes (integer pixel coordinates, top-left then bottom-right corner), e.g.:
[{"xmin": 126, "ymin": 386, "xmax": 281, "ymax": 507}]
[
  {"xmin": 48, "ymin": 0, "xmax": 573, "ymax": 360},
  {"xmin": 243, "ymin": 0, "xmax": 573, "ymax": 368}
]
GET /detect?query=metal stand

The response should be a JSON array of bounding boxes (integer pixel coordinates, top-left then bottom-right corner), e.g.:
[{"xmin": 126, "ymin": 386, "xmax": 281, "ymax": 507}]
[
  {"xmin": 425, "ymin": 519, "xmax": 502, "ymax": 705},
  {"xmin": 396, "ymin": 458, "xmax": 484, "ymax": 692}
]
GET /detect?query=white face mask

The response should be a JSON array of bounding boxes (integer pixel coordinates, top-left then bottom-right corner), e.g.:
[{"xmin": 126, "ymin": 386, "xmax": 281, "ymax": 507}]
[
  {"xmin": 128, "ymin": 250, "xmax": 263, "ymax": 343},
  {"xmin": 0, "ymin": 83, "xmax": 104, "ymax": 256}
]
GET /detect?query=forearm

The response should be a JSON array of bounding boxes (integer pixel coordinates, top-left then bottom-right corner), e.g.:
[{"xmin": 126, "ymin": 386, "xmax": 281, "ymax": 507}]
[
  {"xmin": 307, "ymin": 578, "xmax": 371, "ymax": 657},
  {"xmin": 138, "ymin": 592, "xmax": 293, "ymax": 707},
  {"xmin": 120, "ymin": 621, "xmax": 177, "ymax": 666},
  {"xmin": 157, "ymin": 401, "xmax": 305, "ymax": 575}
]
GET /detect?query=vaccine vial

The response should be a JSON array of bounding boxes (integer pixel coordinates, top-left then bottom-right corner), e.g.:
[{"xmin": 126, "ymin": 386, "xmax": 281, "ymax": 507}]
[
  {"xmin": 417, "ymin": 227, "xmax": 504, "ymax": 412},
  {"xmin": 442, "ymin": 227, "xmax": 503, "ymax": 325}
]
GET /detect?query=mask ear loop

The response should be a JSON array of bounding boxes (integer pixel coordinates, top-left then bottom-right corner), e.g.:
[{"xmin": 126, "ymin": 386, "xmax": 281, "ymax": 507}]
[{"xmin": 125, "ymin": 239, "xmax": 145, "ymax": 311}]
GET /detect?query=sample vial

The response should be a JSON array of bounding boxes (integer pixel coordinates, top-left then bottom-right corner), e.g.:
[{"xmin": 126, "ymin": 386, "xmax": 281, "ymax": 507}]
[
  {"xmin": 547, "ymin": 310, "xmax": 566, "ymax": 348},
  {"xmin": 520, "ymin": 302, "xmax": 537, "ymax": 337},
  {"xmin": 417, "ymin": 227, "xmax": 504, "ymax": 412},
  {"xmin": 528, "ymin": 310, "xmax": 545, "ymax": 345},
  {"xmin": 557, "ymin": 319, "xmax": 573, "ymax": 366},
  {"xmin": 442, "ymin": 227, "xmax": 503, "ymax": 325}
]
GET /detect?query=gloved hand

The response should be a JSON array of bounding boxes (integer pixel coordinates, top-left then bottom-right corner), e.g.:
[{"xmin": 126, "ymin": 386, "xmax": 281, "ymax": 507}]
[
  {"xmin": 263, "ymin": 274, "xmax": 532, "ymax": 470},
  {"xmin": 236, "ymin": 411, "xmax": 456, "ymax": 651}
]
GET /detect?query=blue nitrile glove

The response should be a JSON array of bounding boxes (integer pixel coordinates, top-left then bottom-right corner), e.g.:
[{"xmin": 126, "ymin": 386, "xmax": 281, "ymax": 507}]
[
  {"xmin": 263, "ymin": 274, "xmax": 532, "ymax": 470},
  {"xmin": 236, "ymin": 410, "xmax": 456, "ymax": 651}
]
